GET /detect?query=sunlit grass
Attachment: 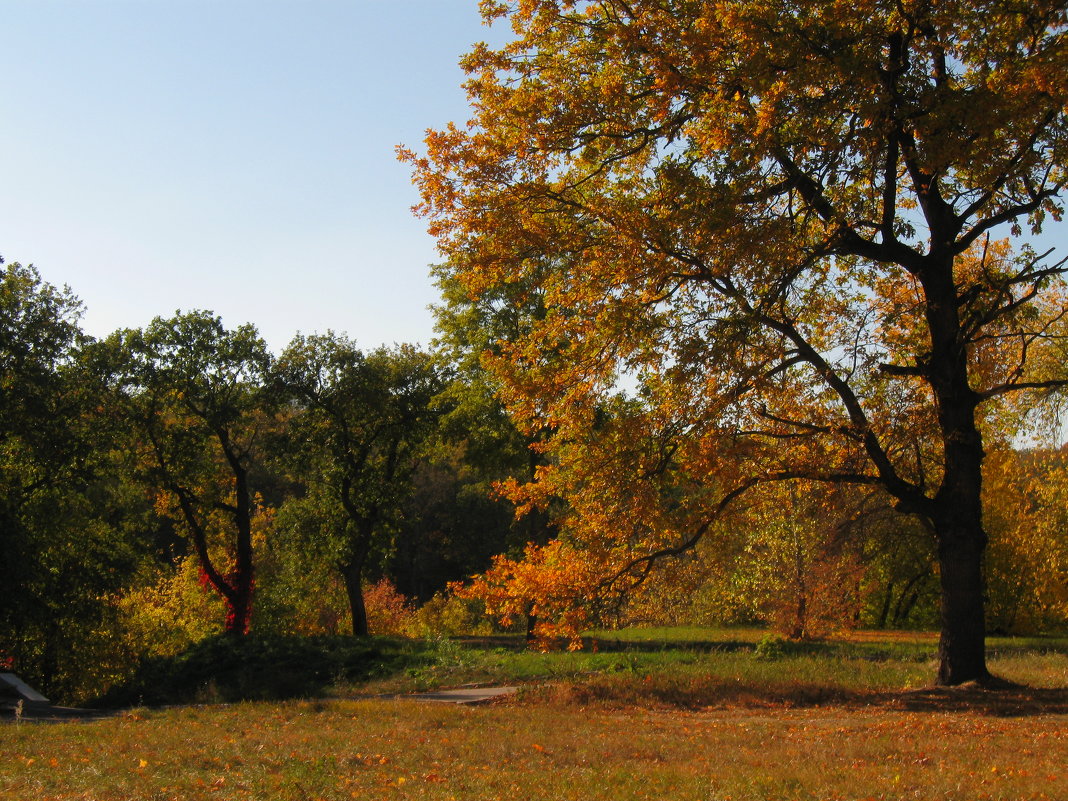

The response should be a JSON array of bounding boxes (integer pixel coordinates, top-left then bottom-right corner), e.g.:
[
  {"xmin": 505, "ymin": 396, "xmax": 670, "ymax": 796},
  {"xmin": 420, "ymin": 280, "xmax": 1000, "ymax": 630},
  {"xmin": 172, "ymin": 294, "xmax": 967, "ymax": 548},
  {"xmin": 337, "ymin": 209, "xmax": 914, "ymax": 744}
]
[
  {"xmin": 3, "ymin": 696, "xmax": 1065, "ymax": 800},
  {"xmin": 4, "ymin": 629, "xmax": 1066, "ymax": 800},
  {"xmin": 359, "ymin": 628, "xmax": 1068, "ymax": 705},
  {"xmin": 584, "ymin": 625, "xmax": 768, "ymax": 643}
]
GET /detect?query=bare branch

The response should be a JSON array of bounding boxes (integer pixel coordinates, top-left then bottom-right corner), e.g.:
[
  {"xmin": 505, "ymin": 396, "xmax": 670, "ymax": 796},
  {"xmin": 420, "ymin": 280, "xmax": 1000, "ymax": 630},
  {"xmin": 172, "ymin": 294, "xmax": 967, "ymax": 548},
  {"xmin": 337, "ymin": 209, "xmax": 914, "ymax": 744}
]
[
  {"xmin": 979, "ymin": 378, "xmax": 1068, "ymax": 401},
  {"xmin": 601, "ymin": 467, "xmax": 886, "ymax": 594}
]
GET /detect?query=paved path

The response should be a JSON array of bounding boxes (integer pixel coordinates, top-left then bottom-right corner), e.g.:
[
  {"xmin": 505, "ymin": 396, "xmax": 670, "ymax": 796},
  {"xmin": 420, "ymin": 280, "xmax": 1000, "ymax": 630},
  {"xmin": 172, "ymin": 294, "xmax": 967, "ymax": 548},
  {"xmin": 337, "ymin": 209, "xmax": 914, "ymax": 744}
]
[{"xmin": 405, "ymin": 686, "xmax": 518, "ymax": 705}]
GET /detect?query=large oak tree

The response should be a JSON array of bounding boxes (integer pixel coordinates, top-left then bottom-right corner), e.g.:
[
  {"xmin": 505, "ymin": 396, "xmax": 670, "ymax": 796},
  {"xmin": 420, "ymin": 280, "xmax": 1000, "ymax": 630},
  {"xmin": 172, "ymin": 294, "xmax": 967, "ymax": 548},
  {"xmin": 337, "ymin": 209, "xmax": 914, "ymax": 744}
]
[{"xmin": 407, "ymin": 0, "xmax": 1068, "ymax": 683}]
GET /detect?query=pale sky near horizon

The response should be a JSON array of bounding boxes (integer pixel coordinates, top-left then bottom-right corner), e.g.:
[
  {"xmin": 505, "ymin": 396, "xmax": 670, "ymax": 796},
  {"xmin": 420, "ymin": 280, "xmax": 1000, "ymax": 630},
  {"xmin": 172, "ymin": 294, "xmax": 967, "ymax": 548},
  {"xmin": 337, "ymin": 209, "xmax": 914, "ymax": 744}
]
[{"xmin": 1, "ymin": 0, "xmax": 505, "ymax": 352}]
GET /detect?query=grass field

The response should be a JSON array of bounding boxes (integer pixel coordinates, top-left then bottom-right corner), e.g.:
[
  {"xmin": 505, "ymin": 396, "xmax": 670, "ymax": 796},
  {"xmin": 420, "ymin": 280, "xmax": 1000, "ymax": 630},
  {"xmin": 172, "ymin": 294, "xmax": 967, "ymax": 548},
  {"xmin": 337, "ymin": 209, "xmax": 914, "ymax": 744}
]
[{"xmin": 3, "ymin": 629, "xmax": 1067, "ymax": 800}]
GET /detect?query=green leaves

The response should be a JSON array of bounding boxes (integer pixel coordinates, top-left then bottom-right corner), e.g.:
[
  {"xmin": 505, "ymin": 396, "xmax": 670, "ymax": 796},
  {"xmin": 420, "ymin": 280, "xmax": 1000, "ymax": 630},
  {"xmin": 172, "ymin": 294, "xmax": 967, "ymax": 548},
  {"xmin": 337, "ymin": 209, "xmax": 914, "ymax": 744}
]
[
  {"xmin": 107, "ymin": 312, "xmax": 274, "ymax": 636},
  {"xmin": 273, "ymin": 335, "xmax": 445, "ymax": 634}
]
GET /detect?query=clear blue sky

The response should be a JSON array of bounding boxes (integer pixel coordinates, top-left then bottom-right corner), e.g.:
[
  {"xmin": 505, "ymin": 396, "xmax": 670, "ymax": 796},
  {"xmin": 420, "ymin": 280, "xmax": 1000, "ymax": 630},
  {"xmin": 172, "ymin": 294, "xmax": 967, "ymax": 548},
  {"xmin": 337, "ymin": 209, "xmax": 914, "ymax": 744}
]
[
  {"xmin": 3, "ymin": 2, "xmax": 1065, "ymax": 353},
  {"xmin": 1, "ymin": 0, "xmax": 505, "ymax": 351}
]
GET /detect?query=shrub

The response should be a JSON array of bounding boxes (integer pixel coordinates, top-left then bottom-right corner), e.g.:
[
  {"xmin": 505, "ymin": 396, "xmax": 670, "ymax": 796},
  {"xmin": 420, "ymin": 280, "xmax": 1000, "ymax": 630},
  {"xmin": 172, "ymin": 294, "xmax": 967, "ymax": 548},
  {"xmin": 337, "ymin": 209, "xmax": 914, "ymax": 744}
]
[
  {"xmin": 404, "ymin": 592, "xmax": 493, "ymax": 638},
  {"xmin": 94, "ymin": 634, "xmax": 413, "ymax": 707},
  {"xmin": 364, "ymin": 578, "xmax": 416, "ymax": 635}
]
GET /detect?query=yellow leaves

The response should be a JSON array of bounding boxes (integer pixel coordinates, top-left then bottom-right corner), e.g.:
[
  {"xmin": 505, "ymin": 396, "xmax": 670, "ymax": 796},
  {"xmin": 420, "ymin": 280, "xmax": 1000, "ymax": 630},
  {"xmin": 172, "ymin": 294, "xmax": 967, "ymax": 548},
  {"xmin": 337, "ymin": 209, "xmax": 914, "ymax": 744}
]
[
  {"xmin": 754, "ymin": 80, "xmax": 788, "ymax": 137},
  {"xmin": 411, "ymin": 0, "xmax": 1068, "ymax": 648},
  {"xmin": 984, "ymin": 447, "xmax": 1068, "ymax": 631}
]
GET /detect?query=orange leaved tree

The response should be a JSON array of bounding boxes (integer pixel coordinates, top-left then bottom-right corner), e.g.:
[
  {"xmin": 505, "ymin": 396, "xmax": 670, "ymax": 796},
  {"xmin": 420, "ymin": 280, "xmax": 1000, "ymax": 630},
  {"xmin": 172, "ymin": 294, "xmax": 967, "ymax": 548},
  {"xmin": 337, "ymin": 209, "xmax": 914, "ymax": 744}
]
[{"xmin": 407, "ymin": 0, "xmax": 1068, "ymax": 684}]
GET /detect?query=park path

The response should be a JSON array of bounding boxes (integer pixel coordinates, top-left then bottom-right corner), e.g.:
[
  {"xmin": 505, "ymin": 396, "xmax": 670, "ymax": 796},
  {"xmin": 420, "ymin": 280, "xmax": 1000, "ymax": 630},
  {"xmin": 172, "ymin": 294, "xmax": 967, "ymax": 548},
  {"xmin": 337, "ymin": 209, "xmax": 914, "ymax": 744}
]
[{"xmin": 404, "ymin": 686, "xmax": 517, "ymax": 705}]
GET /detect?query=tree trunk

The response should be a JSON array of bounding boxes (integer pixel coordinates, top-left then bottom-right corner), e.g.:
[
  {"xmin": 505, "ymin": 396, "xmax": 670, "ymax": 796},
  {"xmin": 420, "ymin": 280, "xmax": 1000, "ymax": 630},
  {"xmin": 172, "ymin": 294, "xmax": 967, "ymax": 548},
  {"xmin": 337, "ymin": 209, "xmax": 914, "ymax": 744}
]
[
  {"xmin": 787, "ymin": 497, "xmax": 808, "ymax": 640},
  {"xmin": 934, "ymin": 521, "xmax": 989, "ymax": 685},
  {"xmin": 928, "ymin": 397, "xmax": 990, "ymax": 684},
  {"xmin": 223, "ymin": 452, "xmax": 255, "ymax": 637},
  {"xmin": 929, "ymin": 425, "xmax": 991, "ymax": 684},
  {"xmin": 877, "ymin": 579, "xmax": 894, "ymax": 629},
  {"xmin": 920, "ymin": 252, "xmax": 991, "ymax": 685},
  {"xmin": 890, "ymin": 570, "xmax": 929, "ymax": 627},
  {"xmin": 525, "ymin": 602, "xmax": 538, "ymax": 643},
  {"xmin": 342, "ymin": 561, "xmax": 369, "ymax": 637},
  {"xmin": 224, "ymin": 584, "xmax": 254, "ymax": 638}
]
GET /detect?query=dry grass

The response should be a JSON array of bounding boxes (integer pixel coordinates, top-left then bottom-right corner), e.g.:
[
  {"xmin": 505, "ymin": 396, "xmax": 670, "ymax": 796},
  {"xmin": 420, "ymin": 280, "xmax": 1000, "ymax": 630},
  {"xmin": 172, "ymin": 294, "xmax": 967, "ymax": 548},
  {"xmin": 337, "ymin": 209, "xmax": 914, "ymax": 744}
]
[
  {"xmin": 2, "ymin": 695, "xmax": 1065, "ymax": 800},
  {"xmin": 3, "ymin": 630, "xmax": 1066, "ymax": 800}
]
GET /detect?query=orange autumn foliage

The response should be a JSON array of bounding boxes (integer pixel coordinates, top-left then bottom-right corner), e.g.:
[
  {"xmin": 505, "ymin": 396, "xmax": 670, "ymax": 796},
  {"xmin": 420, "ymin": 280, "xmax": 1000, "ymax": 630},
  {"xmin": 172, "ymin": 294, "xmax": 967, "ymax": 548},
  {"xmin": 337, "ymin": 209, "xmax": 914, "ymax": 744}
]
[{"xmin": 409, "ymin": 0, "xmax": 1068, "ymax": 682}]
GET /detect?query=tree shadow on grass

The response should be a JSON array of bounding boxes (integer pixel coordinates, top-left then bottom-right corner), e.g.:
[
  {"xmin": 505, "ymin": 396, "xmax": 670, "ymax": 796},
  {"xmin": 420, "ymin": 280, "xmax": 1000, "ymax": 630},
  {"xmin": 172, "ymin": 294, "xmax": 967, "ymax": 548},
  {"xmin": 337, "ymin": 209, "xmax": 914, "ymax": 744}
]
[
  {"xmin": 527, "ymin": 675, "xmax": 1068, "ymax": 717},
  {"xmin": 879, "ymin": 684, "xmax": 1068, "ymax": 717},
  {"xmin": 460, "ymin": 634, "xmax": 1067, "ymax": 716},
  {"xmin": 1, "ymin": 702, "xmax": 122, "ymax": 724},
  {"xmin": 457, "ymin": 634, "xmax": 756, "ymax": 654}
]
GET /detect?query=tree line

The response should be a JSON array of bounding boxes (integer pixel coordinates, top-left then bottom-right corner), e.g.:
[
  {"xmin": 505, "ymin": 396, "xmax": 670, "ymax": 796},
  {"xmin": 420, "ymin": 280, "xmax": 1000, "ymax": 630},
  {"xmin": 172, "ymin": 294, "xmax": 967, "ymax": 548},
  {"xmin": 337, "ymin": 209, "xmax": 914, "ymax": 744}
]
[
  {"xmin": 1, "ymin": 259, "xmax": 533, "ymax": 700},
  {"xmin": 4, "ymin": 254, "xmax": 1068, "ymax": 702}
]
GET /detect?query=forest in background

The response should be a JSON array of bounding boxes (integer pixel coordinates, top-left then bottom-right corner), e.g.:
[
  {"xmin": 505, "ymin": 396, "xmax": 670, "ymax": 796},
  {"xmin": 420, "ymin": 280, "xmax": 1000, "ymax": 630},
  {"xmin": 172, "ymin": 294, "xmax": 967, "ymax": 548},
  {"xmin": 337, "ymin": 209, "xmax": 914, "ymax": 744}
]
[{"xmin": 3, "ymin": 258, "xmax": 1067, "ymax": 704}]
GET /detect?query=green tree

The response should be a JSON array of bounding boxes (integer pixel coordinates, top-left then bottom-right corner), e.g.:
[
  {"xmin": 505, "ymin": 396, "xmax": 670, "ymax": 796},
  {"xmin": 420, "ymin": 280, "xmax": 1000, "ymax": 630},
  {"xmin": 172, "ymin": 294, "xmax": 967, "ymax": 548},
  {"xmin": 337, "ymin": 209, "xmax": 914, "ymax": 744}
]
[
  {"xmin": 108, "ymin": 311, "xmax": 274, "ymax": 637},
  {"xmin": 408, "ymin": 0, "xmax": 1068, "ymax": 683},
  {"xmin": 432, "ymin": 264, "xmax": 564, "ymax": 638},
  {"xmin": 390, "ymin": 443, "xmax": 519, "ymax": 602},
  {"xmin": 273, "ymin": 336, "xmax": 444, "ymax": 636},
  {"xmin": 0, "ymin": 261, "xmax": 143, "ymax": 699}
]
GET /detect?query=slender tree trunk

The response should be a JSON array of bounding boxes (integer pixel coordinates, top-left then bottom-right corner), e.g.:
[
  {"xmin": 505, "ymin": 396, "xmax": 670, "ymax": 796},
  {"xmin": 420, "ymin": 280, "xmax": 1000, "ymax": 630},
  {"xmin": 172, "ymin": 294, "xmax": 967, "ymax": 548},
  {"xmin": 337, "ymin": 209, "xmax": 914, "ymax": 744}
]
[
  {"xmin": 895, "ymin": 589, "xmax": 923, "ymax": 626},
  {"xmin": 341, "ymin": 560, "xmax": 369, "ymax": 637},
  {"xmin": 890, "ymin": 571, "xmax": 928, "ymax": 627},
  {"xmin": 787, "ymin": 495, "xmax": 807, "ymax": 640},
  {"xmin": 877, "ymin": 579, "xmax": 894, "ymax": 629},
  {"xmin": 223, "ymin": 444, "xmax": 255, "ymax": 637},
  {"xmin": 338, "ymin": 483, "xmax": 375, "ymax": 637},
  {"xmin": 525, "ymin": 600, "xmax": 538, "ymax": 643}
]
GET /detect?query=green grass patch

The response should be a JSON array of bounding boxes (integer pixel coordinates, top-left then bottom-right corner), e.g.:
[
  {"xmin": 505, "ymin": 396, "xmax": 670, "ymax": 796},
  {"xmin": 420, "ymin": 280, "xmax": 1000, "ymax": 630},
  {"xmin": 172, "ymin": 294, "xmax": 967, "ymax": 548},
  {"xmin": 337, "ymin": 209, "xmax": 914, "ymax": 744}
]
[{"xmin": 94, "ymin": 628, "xmax": 1068, "ymax": 712}]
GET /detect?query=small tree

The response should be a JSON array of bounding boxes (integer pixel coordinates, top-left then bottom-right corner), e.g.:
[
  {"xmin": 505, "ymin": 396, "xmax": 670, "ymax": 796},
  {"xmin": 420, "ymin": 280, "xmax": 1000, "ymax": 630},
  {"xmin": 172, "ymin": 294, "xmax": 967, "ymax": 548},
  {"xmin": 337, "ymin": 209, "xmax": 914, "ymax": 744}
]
[
  {"xmin": 110, "ymin": 311, "xmax": 273, "ymax": 637},
  {"xmin": 274, "ymin": 335, "xmax": 443, "ymax": 636}
]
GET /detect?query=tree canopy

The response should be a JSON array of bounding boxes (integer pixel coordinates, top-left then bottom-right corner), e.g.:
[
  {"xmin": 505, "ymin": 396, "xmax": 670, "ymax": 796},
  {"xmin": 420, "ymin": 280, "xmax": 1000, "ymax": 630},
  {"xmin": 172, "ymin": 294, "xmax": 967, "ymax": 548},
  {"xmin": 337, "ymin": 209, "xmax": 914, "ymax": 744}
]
[
  {"xmin": 273, "ymin": 336, "xmax": 444, "ymax": 636},
  {"xmin": 1, "ymin": 261, "xmax": 145, "ymax": 695},
  {"xmin": 406, "ymin": 0, "xmax": 1068, "ymax": 684}
]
